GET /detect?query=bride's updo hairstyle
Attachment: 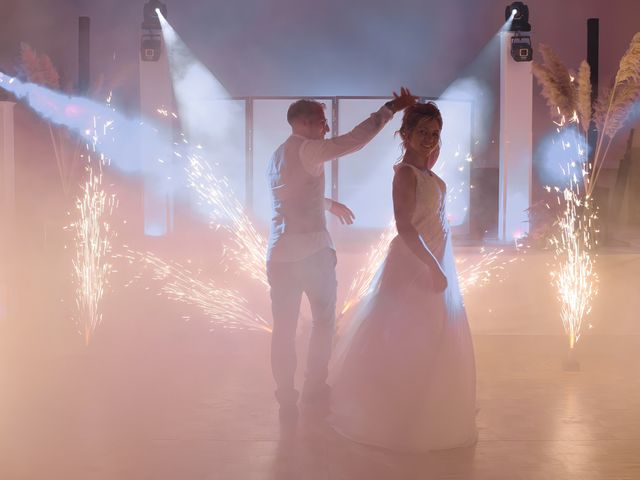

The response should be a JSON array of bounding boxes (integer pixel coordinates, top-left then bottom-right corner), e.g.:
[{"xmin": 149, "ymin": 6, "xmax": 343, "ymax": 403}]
[{"xmin": 398, "ymin": 101, "xmax": 443, "ymax": 151}]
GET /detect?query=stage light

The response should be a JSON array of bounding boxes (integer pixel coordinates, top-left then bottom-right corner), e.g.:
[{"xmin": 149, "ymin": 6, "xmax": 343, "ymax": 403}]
[
  {"xmin": 140, "ymin": 0, "xmax": 167, "ymax": 62},
  {"xmin": 505, "ymin": 2, "xmax": 531, "ymax": 32},
  {"xmin": 504, "ymin": 2, "xmax": 532, "ymax": 62},
  {"xmin": 511, "ymin": 34, "xmax": 532, "ymax": 62},
  {"xmin": 141, "ymin": 0, "xmax": 167, "ymax": 30}
]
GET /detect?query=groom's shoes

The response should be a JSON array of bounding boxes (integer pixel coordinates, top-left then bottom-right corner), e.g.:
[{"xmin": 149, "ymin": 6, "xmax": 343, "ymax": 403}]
[
  {"xmin": 275, "ymin": 387, "xmax": 300, "ymax": 427},
  {"xmin": 301, "ymin": 383, "xmax": 331, "ymax": 417},
  {"xmin": 301, "ymin": 382, "xmax": 331, "ymax": 404},
  {"xmin": 278, "ymin": 403, "xmax": 299, "ymax": 426}
]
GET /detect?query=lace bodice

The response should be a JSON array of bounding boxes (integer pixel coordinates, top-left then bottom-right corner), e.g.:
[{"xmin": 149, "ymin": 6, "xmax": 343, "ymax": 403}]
[{"xmin": 394, "ymin": 163, "xmax": 448, "ymax": 261}]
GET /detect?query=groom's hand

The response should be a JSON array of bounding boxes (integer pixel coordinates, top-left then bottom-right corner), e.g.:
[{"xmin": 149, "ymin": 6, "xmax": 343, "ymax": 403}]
[{"xmin": 328, "ymin": 200, "xmax": 355, "ymax": 225}]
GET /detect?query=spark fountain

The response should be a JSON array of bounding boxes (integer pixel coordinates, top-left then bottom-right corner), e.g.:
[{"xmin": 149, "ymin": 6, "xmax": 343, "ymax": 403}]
[
  {"xmin": 533, "ymin": 34, "xmax": 640, "ymax": 367},
  {"xmin": 1, "ymin": 71, "xmax": 270, "ymax": 330},
  {"xmin": 66, "ymin": 108, "xmax": 119, "ymax": 344},
  {"xmin": 547, "ymin": 116, "xmax": 598, "ymax": 363},
  {"xmin": 69, "ymin": 166, "xmax": 117, "ymax": 345}
]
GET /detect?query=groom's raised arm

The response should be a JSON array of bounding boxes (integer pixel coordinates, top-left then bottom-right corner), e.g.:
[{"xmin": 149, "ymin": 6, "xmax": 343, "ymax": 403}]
[
  {"xmin": 299, "ymin": 106, "xmax": 393, "ymax": 172},
  {"xmin": 300, "ymin": 87, "xmax": 416, "ymax": 173}
]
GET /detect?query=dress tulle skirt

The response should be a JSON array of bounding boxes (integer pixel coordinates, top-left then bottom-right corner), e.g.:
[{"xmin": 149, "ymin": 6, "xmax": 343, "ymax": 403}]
[{"xmin": 329, "ymin": 235, "xmax": 477, "ymax": 452}]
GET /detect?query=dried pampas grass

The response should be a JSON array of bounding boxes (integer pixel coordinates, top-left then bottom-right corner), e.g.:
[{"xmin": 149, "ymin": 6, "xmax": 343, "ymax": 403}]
[
  {"xmin": 614, "ymin": 32, "xmax": 640, "ymax": 85},
  {"xmin": 532, "ymin": 44, "xmax": 576, "ymax": 119},
  {"xmin": 576, "ymin": 61, "xmax": 592, "ymax": 133},
  {"xmin": 18, "ymin": 43, "xmax": 78, "ymax": 194},
  {"xmin": 534, "ymin": 33, "xmax": 640, "ymax": 195},
  {"xmin": 595, "ymin": 82, "xmax": 639, "ymax": 138},
  {"xmin": 20, "ymin": 42, "xmax": 60, "ymax": 89},
  {"xmin": 594, "ymin": 32, "xmax": 640, "ymax": 140},
  {"xmin": 591, "ymin": 32, "xmax": 640, "ymax": 193}
]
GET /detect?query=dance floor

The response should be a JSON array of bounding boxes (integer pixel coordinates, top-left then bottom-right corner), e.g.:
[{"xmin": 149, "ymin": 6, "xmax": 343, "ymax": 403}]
[
  {"xmin": 0, "ymin": 239, "xmax": 638, "ymax": 479},
  {"xmin": 1, "ymin": 328, "xmax": 639, "ymax": 479}
]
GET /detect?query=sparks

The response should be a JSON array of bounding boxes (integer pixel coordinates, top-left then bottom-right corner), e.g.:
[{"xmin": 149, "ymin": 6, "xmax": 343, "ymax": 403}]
[
  {"xmin": 456, "ymin": 248, "xmax": 510, "ymax": 295},
  {"xmin": 550, "ymin": 185, "xmax": 598, "ymax": 349},
  {"xmin": 67, "ymin": 110, "xmax": 118, "ymax": 345},
  {"xmin": 185, "ymin": 152, "xmax": 268, "ymax": 287},
  {"xmin": 70, "ymin": 167, "xmax": 117, "ymax": 345},
  {"xmin": 121, "ymin": 248, "xmax": 271, "ymax": 333},
  {"xmin": 340, "ymin": 221, "xmax": 397, "ymax": 317},
  {"xmin": 340, "ymin": 222, "xmax": 511, "ymax": 319},
  {"xmin": 549, "ymin": 114, "xmax": 598, "ymax": 349}
]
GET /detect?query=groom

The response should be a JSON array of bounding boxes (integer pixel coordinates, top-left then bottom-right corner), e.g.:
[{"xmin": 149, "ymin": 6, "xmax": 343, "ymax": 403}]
[{"xmin": 266, "ymin": 89, "xmax": 416, "ymax": 421}]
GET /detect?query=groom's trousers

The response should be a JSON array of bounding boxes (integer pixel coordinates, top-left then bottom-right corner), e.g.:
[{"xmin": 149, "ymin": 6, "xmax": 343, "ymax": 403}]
[{"xmin": 266, "ymin": 247, "xmax": 337, "ymax": 406}]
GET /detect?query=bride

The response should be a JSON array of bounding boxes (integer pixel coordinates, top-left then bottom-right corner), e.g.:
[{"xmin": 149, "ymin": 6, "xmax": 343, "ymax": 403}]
[{"xmin": 329, "ymin": 102, "xmax": 477, "ymax": 451}]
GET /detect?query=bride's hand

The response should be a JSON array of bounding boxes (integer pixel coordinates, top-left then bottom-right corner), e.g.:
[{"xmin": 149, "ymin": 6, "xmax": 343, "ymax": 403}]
[{"xmin": 387, "ymin": 87, "xmax": 417, "ymax": 113}]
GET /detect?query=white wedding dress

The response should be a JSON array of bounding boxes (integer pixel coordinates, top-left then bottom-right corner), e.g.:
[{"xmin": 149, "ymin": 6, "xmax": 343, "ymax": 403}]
[{"xmin": 329, "ymin": 163, "xmax": 477, "ymax": 452}]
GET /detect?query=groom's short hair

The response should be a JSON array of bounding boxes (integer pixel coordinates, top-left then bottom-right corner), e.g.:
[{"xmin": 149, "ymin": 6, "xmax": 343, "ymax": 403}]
[{"xmin": 287, "ymin": 99, "xmax": 325, "ymax": 125}]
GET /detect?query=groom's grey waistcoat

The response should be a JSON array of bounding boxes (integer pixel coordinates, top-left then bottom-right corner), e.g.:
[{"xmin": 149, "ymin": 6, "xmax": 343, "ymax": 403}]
[
  {"xmin": 270, "ymin": 135, "xmax": 326, "ymax": 236},
  {"xmin": 267, "ymin": 135, "xmax": 331, "ymax": 263}
]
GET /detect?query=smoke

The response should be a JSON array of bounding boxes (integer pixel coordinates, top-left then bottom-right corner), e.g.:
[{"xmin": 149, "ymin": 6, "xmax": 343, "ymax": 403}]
[
  {"xmin": 535, "ymin": 125, "xmax": 588, "ymax": 188},
  {"xmin": 0, "ymin": 71, "xmax": 185, "ymax": 188},
  {"xmin": 158, "ymin": 11, "xmax": 247, "ymax": 208}
]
